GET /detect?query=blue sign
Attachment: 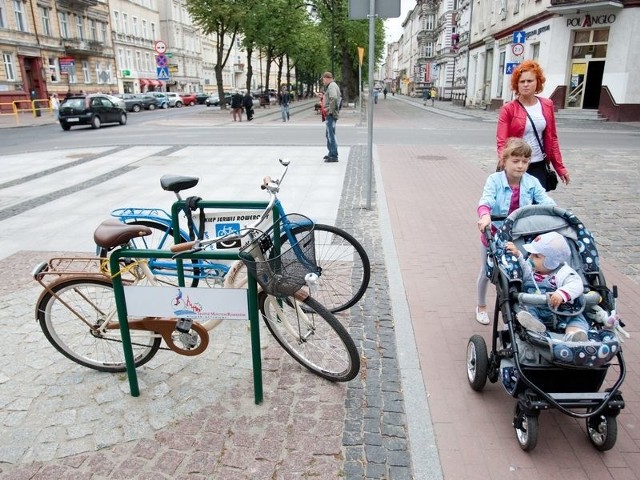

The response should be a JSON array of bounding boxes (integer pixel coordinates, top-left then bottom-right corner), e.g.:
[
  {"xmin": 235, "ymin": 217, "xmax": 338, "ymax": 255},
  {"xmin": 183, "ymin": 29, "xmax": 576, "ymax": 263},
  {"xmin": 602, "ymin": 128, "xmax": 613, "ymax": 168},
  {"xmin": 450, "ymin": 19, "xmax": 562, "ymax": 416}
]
[
  {"xmin": 512, "ymin": 31, "xmax": 526, "ymax": 44},
  {"xmin": 156, "ymin": 67, "xmax": 169, "ymax": 80},
  {"xmin": 215, "ymin": 222, "xmax": 241, "ymax": 249},
  {"xmin": 505, "ymin": 63, "xmax": 520, "ymax": 75}
]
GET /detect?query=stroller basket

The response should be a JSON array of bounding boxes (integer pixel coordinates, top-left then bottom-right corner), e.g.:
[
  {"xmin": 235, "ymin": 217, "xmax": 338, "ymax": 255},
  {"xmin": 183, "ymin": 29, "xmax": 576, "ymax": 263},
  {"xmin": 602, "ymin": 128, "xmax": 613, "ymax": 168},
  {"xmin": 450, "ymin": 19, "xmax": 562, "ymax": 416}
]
[{"xmin": 240, "ymin": 213, "xmax": 317, "ymax": 296}]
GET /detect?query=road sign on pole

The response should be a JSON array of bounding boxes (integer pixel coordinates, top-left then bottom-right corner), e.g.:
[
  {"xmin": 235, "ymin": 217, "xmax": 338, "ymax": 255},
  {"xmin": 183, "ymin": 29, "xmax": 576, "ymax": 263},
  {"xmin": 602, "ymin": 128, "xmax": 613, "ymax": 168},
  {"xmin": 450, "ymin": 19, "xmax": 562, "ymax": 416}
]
[
  {"xmin": 157, "ymin": 67, "xmax": 169, "ymax": 80},
  {"xmin": 512, "ymin": 31, "xmax": 526, "ymax": 44}
]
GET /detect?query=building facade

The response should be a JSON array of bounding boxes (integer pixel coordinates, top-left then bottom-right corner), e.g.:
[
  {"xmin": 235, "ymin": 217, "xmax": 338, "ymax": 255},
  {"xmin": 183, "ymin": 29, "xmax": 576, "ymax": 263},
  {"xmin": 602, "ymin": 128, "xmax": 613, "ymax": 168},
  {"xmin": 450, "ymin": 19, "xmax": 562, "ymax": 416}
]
[{"xmin": 387, "ymin": 0, "xmax": 640, "ymax": 121}]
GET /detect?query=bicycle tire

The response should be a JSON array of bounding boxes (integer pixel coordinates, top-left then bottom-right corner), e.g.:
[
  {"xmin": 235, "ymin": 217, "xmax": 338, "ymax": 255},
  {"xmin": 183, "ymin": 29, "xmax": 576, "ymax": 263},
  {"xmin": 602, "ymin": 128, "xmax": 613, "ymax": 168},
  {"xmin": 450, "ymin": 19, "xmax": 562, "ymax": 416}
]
[
  {"xmin": 122, "ymin": 220, "xmax": 202, "ymax": 287},
  {"xmin": 36, "ymin": 278, "xmax": 161, "ymax": 372},
  {"xmin": 280, "ymin": 224, "xmax": 370, "ymax": 312},
  {"xmin": 258, "ymin": 292, "xmax": 360, "ymax": 382}
]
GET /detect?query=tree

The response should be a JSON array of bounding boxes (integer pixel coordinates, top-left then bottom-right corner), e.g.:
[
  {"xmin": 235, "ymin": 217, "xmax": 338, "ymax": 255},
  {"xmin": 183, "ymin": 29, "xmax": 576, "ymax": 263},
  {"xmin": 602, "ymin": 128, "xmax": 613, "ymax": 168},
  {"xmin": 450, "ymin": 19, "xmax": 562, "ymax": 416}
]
[{"xmin": 185, "ymin": 0, "xmax": 247, "ymax": 108}]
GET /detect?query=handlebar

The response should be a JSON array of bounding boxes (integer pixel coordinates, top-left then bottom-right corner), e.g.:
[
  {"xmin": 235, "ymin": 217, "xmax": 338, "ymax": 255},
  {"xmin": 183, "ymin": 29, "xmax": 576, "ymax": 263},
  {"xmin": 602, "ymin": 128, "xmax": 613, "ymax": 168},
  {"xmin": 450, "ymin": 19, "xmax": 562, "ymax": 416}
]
[
  {"xmin": 516, "ymin": 291, "xmax": 601, "ymax": 307},
  {"xmin": 171, "ymin": 158, "xmax": 290, "ymax": 257}
]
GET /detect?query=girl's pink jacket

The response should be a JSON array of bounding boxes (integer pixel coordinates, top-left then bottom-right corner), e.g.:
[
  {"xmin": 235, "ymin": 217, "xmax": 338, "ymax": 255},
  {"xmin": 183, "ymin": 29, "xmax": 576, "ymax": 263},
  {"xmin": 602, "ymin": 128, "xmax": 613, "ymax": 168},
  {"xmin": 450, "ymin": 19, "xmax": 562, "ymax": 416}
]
[{"xmin": 496, "ymin": 96, "xmax": 567, "ymax": 177}]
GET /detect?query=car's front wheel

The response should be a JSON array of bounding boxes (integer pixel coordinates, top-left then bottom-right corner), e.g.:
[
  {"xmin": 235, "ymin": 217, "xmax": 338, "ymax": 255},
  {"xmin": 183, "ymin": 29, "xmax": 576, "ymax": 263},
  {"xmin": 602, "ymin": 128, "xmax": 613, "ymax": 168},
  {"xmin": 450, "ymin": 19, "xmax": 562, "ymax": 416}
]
[
  {"xmin": 60, "ymin": 122, "xmax": 71, "ymax": 131},
  {"xmin": 148, "ymin": 104, "xmax": 156, "ymax": 111},
  {"xmin": 119, "ymin": 113, "xmax": 127, "ymax": 125},
  {"xmin": 91, "ymin": 116, "xmax": 101, "ymax": 129},
  {"xmin": 175, "ymin": 101, "xmax": 183, "ymax": 108},
  {"xmin": 132, "ymin": 104, "xmax": 141, "ymax": 112}
]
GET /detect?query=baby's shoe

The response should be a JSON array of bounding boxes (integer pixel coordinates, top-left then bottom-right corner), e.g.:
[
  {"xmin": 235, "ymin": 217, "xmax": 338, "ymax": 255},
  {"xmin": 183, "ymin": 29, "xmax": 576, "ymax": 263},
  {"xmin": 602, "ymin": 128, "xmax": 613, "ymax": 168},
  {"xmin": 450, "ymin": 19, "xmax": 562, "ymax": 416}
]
[
  {"xmin": 564, "ymin": 330, "xmax": 589, "ymax": 342},
  {"xmin": 516, "ymin": 311, "xmax": 546, "ymax": 333}
]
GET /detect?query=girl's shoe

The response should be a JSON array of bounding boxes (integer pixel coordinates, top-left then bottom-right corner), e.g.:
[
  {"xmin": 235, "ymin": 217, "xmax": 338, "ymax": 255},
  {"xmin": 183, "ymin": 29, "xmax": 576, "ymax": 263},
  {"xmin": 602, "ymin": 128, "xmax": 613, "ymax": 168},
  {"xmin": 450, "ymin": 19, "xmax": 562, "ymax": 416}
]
[{"xmin": 475, "ymin": 307, "xmax": 490, "ymax": 325}]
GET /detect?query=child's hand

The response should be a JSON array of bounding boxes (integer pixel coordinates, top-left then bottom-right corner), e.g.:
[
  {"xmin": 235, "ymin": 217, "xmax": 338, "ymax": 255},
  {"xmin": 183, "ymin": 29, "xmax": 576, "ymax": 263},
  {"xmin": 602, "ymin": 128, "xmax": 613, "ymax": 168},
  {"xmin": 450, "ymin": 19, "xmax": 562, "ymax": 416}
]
[
  {"xmin": 505, "ymin": 242, "xmax": 521, "ymax": 258},
  {"xmin": 549, "ymin": 291, "xmax": 564, "ymax": 308}
]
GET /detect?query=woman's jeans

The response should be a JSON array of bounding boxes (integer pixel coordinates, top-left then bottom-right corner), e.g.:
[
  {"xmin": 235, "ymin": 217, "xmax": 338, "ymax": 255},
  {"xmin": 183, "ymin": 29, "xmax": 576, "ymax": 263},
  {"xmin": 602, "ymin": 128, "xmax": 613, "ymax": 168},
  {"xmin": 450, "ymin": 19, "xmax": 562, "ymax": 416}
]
[
  {"xmin": 325, "ymin": 115, "xmax": 338, "ymax": 158},
  {"xmin": 280, "ymin": 104, "xmax": 289, "ymax": 121}
]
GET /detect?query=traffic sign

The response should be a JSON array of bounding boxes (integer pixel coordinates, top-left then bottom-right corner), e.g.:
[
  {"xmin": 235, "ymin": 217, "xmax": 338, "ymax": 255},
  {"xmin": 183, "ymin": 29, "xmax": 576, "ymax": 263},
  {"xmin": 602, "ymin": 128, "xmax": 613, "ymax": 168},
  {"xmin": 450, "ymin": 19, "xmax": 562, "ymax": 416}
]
[
  {"xmin": 156, "ymin": 67, "xmax": 169, "ymax": 80},
  {"xmin": 154, "ymin": 40, "xmax": 167, "ymax": 54},
  {"xmin": 511, "ymin": 43, "xmax": 525, "ymax": 56},
  {"xmin": 512, "ymin": 31, "xmax": 526, "ymax": 44},
  {"xmin": 505, "ymin": 62, "xmax": 520, "ymax": 74},
  {"xmin": 155, "ymin": 54, "xmax": 167, "ymax": 68}
]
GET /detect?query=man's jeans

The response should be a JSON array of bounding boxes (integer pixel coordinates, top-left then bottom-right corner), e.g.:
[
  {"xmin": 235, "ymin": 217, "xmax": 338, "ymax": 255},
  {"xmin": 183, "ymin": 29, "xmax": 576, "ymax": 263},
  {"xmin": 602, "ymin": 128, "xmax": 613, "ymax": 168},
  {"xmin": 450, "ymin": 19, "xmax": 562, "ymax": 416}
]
[
  {"xmin": 325, "ymin": 114, "xmax": 338, "ymax": 158},
  {"xmin": 280, "ymin": 104, "xmax": 289, "ymax": 121}
]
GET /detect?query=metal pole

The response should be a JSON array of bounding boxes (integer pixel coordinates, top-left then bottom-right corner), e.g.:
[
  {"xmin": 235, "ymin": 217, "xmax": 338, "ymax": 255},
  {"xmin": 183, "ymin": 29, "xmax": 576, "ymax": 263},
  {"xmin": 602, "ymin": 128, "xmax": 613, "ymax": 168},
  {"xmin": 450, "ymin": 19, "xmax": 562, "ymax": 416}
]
[
  {"xmin": 365, "ymin": 0, "xmax": 375, "ymax": 209},
  {"xmin": 331, "ymin": 0, "xmax": 335, "ymax": 74},
  {"xmin": 358, "ymin": 63, "xmax": 362, "ymax": 122}
]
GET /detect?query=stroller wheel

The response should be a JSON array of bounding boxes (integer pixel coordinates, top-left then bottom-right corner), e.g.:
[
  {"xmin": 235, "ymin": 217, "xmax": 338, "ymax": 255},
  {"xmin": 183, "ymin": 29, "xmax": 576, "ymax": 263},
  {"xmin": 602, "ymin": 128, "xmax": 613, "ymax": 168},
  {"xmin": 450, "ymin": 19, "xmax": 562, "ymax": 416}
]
[
  {"xmin": 466, "ymin": 335, "xmax": 488, "ymax": 391},
  {"xmin": 587, "ymin": 413, "xmax": 617, "ymax": 451},
  {"xmin": 513, "ymin": 403, "xmax": 539, "ymax": 452}
]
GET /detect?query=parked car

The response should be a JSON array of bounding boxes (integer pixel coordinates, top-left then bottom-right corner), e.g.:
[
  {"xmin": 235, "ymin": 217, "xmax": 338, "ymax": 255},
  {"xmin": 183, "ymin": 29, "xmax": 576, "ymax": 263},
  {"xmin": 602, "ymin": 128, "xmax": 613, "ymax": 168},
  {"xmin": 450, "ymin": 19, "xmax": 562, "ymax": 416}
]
[
  {"xmin": 194, "ymin": 92, "xmax": 209, "ymax": 105},
  {"xmin": 148, "ymin": 92, "xmax": 169, "ymax": 109},
  {"xmin": 205, "ymin": 92, "xmax": 232, "ymax": 107},
  {"xmin": 102, "ymin": 94, "xmax": 127, "ymax": 110},
  {"xmin": 165, "ymin": 92, "xmax": 184, "ymax": 107},
  {"xmin": 58, "ymin": 94, "xmax": 127, "ymax": 131},
  {"xmin": 180, "ymin": 93, "xmax": 198, "ymax": 106},
  {"xmin": 116, "ymin": 93, "xmax": 156, "ymax": 112}
]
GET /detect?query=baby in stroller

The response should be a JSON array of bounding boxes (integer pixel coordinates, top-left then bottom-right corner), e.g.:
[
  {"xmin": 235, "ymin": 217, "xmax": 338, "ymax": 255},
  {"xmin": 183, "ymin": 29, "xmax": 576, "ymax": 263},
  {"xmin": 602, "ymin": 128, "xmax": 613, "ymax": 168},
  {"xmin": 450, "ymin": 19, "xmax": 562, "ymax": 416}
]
[
  {"xmin": 467, "ymin": 205, "xmax": 628, "ymax": 452},
  {"xmin": 505, "ymin": 231, "xmax": 590, "ymax": 342}
]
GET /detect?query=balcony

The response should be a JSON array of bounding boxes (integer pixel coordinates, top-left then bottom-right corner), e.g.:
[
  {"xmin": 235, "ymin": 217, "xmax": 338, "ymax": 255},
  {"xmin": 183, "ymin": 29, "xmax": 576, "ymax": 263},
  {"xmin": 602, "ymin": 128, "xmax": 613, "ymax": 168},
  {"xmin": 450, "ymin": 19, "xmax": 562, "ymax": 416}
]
[
  {"xmin": 63, "ymin": 39, "xmax": 103, "ymax": 56},
  {"xmin": 233, "ymin": 63, "xmax": 244, "ymax": 73},
  {"xmin": 57, "ymin": 0, "xmax": 98, "ymax": 9},
  {"xmin": 548, "ymin": 0, "xmax": 624, "ymax": 13}
]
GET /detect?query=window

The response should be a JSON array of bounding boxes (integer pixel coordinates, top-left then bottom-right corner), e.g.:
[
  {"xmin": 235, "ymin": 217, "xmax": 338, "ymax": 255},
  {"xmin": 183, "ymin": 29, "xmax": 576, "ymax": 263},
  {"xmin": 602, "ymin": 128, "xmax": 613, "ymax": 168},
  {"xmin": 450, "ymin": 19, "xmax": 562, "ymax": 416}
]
[
  {"xmin": 68, "ymin": 63, "xmax": 77, "ymax": 84},
  {"xmin": 151, "ymin": 22, "xmax": 156, "ymax": 40},
  {"xmin": 59, "ymin": 12, "xmax": 69, "ymax": 38},
  {"xmin": 3, "ymin": 52, "xmax": 16, "ymax": 81},
  {"xmin": 82, "ymin": 60, "xmax": 90, "ymax": 83},
  {"xmin": 113, "ymin": 11, "xmax": 120, "ymax": 33},
  {"xmin": 40, "ymin": 7, "xmax": 51, "ymax": 36},
  {"xmin": 135, "ymin": 50, "xmax": 141, "ymax": 71},
  {"xmin": 13, "ymin": 0, "xmax": 27, "ymax": 32},
  {"xmin": 531, "ymin": 42, "xmax": 540, "ymax": 61},
  {"xmin": 90, "ymin": 19, "xmax": 97, "ymax": 41},
  {"xmin": 132, "ymin": 16, "xmax": 139, "ymax": 37},
  {"xmin": 76, "ymin": 15, "xmax": 85, "ymax": 40},
  {"xmin": 144, "ymin": 51, "xmax": 151, "ymax": 71},
  {"xmin": 126, "ymin": 49, "xmax": 133, "ymax": 69},
  {"xmin": 422, "ymin": 14, "xmax": 435, "ymax": 31},
  {"xmin": 118, "ymin": 47, "xmax": 125, "ymax": 68},
  {"xmin": 497, "ymin": 50, "xmax": 505, "ymax": 96},
  {"xmin": 96, "ymin": 62, "xmax": 113, "ymax": 85},
  {"xmin": 48, "ymin": 57, "xmax": 59, "ymax": 82},
  {"xmin": 0, "ymin": 1, "xmax": 6, "ymax": 29},
  {"xmin": 514, "ymin": 0, "xmax": 520, "ymax": 14},
  {"xmin": 142, "ymin": 19, "xmax": 148, "ymax": 39},
  {"xmin": 100, "ymin": 22, "xmax": 107, "ymax": 42},
  {"xmin": 122, "ymin": 13, "xmax": 128, "ymax": 34}
]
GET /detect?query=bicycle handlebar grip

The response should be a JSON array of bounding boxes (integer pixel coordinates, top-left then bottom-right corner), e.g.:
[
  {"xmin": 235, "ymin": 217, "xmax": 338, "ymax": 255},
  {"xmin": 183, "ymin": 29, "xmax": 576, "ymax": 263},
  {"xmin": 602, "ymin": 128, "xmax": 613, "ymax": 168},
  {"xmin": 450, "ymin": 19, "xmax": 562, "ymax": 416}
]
[
  {"xmin": 170, "ymin": 241, "xmax": 196, "ymax": 253},
  {"xmin": 262, "ymin": 176, "xmax": 272, "ymax": 188}
]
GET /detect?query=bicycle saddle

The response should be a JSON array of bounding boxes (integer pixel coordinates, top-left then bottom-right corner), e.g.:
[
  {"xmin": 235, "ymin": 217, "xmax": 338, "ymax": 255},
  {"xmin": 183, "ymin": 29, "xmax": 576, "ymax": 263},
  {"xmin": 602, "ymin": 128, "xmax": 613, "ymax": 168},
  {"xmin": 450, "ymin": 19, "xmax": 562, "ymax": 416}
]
[
  {"xmin": 93, "ymin": 219, "xmax": 152, "ymax": 250},
  {"xmin": 160, "ymin": 175, "xmax": 199, "ymax": 193}
]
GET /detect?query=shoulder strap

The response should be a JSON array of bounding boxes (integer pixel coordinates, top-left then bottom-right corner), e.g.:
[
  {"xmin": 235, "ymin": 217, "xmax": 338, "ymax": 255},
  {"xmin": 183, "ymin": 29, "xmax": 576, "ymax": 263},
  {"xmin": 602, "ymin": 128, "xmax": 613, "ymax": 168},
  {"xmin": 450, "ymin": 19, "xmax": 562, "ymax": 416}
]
[{"xmin": 516, "ymin": 99, "xmax": 544, "ymax": 153}]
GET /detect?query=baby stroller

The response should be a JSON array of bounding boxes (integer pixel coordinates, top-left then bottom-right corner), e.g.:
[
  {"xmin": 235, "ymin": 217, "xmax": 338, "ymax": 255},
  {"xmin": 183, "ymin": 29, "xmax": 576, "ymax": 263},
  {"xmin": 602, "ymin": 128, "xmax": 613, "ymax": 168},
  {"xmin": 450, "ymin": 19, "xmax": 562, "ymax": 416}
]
[{"xmin": 466, "ymin": 205, "xmax": 627, "ymax": 451}]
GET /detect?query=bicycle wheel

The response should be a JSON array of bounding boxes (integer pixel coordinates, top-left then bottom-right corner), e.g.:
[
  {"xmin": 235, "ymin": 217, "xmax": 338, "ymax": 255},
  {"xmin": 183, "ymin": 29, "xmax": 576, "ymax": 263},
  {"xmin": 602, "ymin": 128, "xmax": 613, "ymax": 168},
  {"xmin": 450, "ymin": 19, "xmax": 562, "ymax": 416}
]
[
  {"xmin": 36, "ymin": 278, "xmax": 161, "ymax": 372},
  {"xmin": 280, "ymin": 224, "xmax": 370, "ymax": 313},
  {"xmin": 258, "ymin": 292, "xmax": 360, "ymax": 382},
  {"xmin": 122, "ymin": 220, "xmax": 208, "ymax": 287}
]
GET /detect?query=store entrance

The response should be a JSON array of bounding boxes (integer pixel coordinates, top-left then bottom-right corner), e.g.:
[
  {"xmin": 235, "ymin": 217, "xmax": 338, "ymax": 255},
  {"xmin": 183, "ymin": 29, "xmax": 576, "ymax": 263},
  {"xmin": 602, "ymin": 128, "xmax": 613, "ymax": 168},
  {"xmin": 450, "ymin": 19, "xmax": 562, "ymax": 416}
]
[{"xmin": 565, "ymin": 28, "xmax": 608, "ymax": 109}]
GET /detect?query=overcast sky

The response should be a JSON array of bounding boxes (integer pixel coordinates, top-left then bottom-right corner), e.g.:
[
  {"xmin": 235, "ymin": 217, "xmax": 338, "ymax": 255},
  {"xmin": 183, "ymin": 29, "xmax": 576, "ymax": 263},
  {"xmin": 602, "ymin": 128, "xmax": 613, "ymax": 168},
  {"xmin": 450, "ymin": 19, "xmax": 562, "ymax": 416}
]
[{"xmin": 384, "ymin": 0, "xmax": 413, "ymax": 44}]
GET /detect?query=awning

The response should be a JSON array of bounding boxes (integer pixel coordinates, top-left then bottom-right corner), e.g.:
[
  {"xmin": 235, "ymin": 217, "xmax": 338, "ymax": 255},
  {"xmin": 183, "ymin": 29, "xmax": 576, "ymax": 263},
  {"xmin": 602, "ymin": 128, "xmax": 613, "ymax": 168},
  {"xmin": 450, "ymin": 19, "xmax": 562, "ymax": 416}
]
[{"xmin": 139, "ymin": 78, "xmax": 149, "ymax": 86}]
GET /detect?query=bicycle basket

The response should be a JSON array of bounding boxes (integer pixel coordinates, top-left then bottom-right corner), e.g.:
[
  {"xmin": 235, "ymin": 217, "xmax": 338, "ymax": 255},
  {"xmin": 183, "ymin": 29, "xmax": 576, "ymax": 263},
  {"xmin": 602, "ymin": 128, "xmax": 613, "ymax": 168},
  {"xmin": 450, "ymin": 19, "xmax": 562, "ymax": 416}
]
[{"xmin": 239, "ymin": 213, "xmax": 318, "ymax": 296}]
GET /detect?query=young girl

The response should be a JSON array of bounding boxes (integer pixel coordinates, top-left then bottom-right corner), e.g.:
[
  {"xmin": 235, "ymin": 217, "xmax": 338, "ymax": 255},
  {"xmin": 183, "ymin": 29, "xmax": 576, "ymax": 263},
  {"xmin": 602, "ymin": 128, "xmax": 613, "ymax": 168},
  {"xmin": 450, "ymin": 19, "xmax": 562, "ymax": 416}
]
[{"xmin": 475, "ymin": 137, "xmax": 555, "ymax": 325}]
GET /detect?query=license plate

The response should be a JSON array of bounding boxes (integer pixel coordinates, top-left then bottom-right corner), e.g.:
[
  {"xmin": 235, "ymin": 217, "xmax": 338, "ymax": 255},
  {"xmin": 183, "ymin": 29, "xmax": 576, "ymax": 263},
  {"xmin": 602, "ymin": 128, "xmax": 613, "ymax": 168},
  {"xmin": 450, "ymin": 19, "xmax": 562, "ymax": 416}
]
[{"xmin": 66, "ymin": 118, "xmax": 79, "ymax": 122}]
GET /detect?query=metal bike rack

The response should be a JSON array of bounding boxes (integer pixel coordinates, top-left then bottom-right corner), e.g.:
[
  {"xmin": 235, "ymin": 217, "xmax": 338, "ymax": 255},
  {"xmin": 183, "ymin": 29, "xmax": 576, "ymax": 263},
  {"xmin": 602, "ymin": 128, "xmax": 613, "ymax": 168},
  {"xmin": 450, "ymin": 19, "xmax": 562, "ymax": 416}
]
[{"xmin": 111, "ymin": 200, "xmax": 271, "ymax": 404}]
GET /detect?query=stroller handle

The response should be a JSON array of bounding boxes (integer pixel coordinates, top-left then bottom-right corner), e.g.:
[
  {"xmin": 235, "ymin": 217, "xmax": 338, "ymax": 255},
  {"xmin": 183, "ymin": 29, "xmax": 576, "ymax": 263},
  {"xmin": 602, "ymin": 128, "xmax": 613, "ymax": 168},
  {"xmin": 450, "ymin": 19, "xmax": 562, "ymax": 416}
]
[{"xmin": 517, "ymin": 291, "xmax": 601, "ymax": 307}]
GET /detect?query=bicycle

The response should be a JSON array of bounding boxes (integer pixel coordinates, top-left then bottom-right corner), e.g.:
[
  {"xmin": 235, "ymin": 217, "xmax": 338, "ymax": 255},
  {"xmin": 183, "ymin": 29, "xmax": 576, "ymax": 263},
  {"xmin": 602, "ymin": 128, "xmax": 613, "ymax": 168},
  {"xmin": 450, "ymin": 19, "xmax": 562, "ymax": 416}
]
[
  {"xmin": 34, "ymin": 216, "xmax": 360, "ymax": 382},
  {"xmin": 110, "ymin": 159, "xmax": 370, "ymax": 313}
]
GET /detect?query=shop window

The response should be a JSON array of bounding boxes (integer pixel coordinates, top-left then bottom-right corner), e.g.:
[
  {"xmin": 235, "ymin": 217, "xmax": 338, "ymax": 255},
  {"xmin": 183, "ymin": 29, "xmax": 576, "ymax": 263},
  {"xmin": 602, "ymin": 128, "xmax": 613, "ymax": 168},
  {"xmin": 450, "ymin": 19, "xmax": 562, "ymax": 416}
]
[
  {"xmin": 593, "ymin": 29, "xmax": 609, "ymax": 42},
  {"xmin": 48, "ymin": 57, "xmax": 59, "ymax": 82}
]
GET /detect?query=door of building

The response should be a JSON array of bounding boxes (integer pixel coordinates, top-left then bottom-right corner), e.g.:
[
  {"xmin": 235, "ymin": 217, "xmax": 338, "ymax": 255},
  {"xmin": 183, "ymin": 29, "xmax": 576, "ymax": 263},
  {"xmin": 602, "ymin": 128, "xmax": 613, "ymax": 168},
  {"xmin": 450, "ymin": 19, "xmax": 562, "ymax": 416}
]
[{"xmin": 565, "ymin": 28, "xmax": 608, "ymax": 109}]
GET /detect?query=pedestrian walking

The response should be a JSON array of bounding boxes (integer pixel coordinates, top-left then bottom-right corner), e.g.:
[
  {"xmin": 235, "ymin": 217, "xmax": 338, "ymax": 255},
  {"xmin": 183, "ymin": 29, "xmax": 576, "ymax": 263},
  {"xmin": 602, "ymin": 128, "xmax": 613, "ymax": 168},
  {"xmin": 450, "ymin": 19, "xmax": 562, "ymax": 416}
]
[
  {"xmin": 50, "ymin": 93, "xmax": 60, "ymax": 120},
  {"xmin": 422, "ymin": 88, "xmax": 429, "ymax": 106},
  {"xmin": 230, "ymin": 90, "xmax": 243, "ymax": 122},
  {"xmin": 278, "ymin": 86, "xmax": 290, "ymax": 122},
  {"xmin": 242, "ymin": 90, "xmax": 254, "ymax": 121},
  {"xmin": 430, "ymin": 86, "xmax": 437, "ymax": 106},
  {"xmin": 373, "ymin": 89, "xmax": 379, "ymax": 104},
  {"xmin": 321, "ymin": 71, "xmax": 341, "ymax": 163},
  {"xmin": 497, "ymin": 60, "xmax": 570, "ymax": 191},
  {"xmin": 383, "ymin": 88, "xmax": 388, "ymax": 99}
]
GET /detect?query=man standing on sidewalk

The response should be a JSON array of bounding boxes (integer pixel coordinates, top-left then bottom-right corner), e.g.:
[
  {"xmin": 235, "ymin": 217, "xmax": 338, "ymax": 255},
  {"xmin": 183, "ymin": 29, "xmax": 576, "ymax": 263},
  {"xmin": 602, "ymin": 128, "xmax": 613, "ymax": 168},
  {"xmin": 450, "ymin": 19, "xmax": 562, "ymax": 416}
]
[
  {"xmin": 321, "ymin": 71, "xmax": 341, "ymax": 163},
  {"xmin": 278, "ymin": 86, "xmax": 290, "ymax": 122}
]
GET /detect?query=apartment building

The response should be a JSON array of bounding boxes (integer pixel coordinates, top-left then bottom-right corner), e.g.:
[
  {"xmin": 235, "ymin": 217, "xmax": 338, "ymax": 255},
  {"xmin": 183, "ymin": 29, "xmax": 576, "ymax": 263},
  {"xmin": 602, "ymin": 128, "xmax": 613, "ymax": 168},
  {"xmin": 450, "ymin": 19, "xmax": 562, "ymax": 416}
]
[
  {"xmin": 1, "ymin": 0, "xmax": 115, "ymax": 106},
  {"xmin": 387, "ymin": 0, "xmax": 639, "ymax": 121}
]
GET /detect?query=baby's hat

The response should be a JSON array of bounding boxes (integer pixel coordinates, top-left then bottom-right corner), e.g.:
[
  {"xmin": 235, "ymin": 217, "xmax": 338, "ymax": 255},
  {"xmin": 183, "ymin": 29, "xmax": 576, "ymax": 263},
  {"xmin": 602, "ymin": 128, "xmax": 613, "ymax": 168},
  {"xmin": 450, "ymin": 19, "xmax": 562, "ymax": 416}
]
[{"xmin": 523, "ymin": 231, "xmax": 571, "ymax": 270}]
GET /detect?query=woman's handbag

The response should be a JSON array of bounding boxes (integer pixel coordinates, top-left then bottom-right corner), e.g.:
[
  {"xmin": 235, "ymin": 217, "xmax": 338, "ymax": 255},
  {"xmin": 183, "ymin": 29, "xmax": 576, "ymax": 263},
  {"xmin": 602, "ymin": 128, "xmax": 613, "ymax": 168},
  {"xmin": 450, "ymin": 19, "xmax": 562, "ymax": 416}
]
[
  {"xmin": 545, "ymin": 162, "xmax": 559, "ymax": 191},
  {"xmin": 517, "ymin": 100, "xmax": 558, "ymax": 191}
]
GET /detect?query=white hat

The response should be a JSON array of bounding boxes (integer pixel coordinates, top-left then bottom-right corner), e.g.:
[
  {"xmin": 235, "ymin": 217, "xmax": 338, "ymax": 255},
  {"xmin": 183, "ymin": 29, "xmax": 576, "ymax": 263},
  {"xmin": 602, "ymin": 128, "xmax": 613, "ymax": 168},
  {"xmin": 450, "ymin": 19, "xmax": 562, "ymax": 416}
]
[{"xmin": 523, "ymin": 231, "xmax": 571, "ymax": 270}]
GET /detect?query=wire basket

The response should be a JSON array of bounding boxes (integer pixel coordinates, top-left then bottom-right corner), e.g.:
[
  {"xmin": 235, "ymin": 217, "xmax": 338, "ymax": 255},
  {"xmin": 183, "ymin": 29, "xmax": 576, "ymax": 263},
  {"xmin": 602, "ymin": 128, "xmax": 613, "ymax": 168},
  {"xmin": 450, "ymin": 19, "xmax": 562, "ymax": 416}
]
[{"xmin": 239, "ymin": 213, "xmax": 318, "ymax": 296}]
